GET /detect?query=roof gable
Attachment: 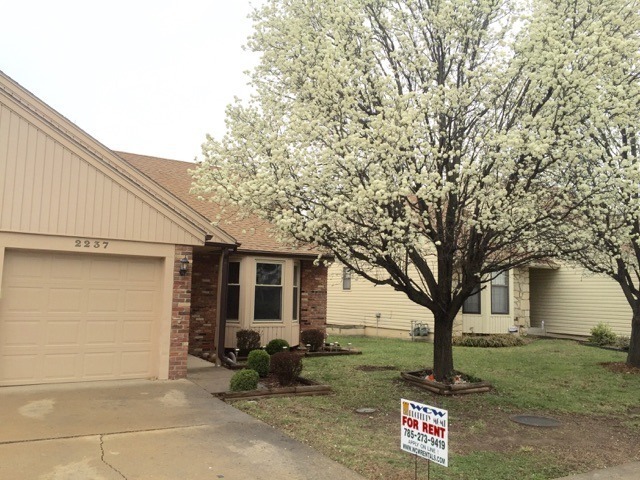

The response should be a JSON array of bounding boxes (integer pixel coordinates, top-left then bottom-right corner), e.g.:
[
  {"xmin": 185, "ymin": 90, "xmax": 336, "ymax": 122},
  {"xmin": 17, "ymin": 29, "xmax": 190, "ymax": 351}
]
[{"xmin": 0, "ymin": 71, "xmax": 234, "ymax": 246}]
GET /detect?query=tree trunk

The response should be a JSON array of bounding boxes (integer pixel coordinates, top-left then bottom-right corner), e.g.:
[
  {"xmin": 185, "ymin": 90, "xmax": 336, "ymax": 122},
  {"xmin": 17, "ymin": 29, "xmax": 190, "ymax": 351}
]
[
  {"xmin": 627, "ymin": 311, "xmax": 640, "ymax": 368},
  {"xmin": 432, "ymin": 311, "xmax": 455, "ymax": 381}
]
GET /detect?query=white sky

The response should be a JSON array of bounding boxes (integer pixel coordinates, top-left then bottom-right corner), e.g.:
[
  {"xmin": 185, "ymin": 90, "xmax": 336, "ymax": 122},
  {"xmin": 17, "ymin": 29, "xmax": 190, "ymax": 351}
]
[{"xmin": 0, "ymin": 1, "xmax": 262, "ymax": 161}]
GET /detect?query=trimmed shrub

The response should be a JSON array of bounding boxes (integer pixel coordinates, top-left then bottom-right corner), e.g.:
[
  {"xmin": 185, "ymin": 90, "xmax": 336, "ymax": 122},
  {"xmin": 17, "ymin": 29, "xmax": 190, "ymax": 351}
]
[
  {"xmin": 301, "ymin": 329, "xmax": 325, "ymax": 352},
  {"xmin": 452, "ymin": 334, "xmax": 529, "ymax": 348},
  {"xmin": 236, "ymin": 329, "xmax": 261, "ymax": 356},
  {"xmin": 265, "ymin": 338, "xmax": 290, "ymax": 355},
  {"xmin": 615, "ymin": 336, "xmax": 630, "ymax": 351},
  {"xmin": 590, "ymin": 323, "xmax": 617, "ymax": 346},
  {"xmin": 229, "ymin": 369, "xmax": 260, "ymax": 391},
  {"xmin": 247, "ymin": 349, "xmax": 270, "ymax": 377},
  {"xmin": 270, "ymin": 352, "xmax": 303, "ymax": 386}
]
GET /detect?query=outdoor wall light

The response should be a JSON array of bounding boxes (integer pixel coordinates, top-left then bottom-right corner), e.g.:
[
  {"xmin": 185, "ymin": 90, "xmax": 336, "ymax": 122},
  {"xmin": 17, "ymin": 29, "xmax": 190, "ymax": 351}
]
[{"xmin": 179, "ymin": 256, "xmax": 190, "ymax": 276}]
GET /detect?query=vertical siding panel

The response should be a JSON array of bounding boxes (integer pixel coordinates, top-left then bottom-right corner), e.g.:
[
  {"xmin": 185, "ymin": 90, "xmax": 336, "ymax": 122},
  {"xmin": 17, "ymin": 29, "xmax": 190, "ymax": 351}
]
[
  {"xmin": 49, "ymin": 141, "xmax": 64, "ymax": 234},
  {"xmin": 11, "ymin": 116, "xmax": 28, "ymax": 229},
  {"xmin": 20, "ymin": 122, "xmax": 37, "ymax": 231},
  {"xmin": 100, "ymin": 177, "xmax": 112, "ymax": 237},
  {"xmin": 133, "ymin": 196, "xmax": 143, "ymax": 240},
  {"xmin": 39, "ymin": 136, "xmax": 54, "ymax": 233},
  {"xmin": 0, "ymin": 105, "xmax": 12, "ymax": 229},
  {"xmin": 75, "ymin": 156, "xmax": 88, "ymax": 234},
  {"xmin": 63, "ymin": 150, "xmax": 78, "ymax": 233},
  {"xmin": 30, "ymin": 129, "xmax": 47, "ymax": 231},
  {"xmin": 85, "ymin": 165, "xmax": 98, "ymax": 235}
]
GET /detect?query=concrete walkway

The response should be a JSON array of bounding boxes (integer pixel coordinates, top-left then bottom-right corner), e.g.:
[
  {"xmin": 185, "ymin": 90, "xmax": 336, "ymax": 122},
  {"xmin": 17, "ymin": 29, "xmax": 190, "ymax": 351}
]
[
  {"xmin": 0, "ymin": 356, "xmax": 365, "ymax": 480},
  {"xmin": 555, "ymin": 462, "xmax": 640, "ymax": 480}
]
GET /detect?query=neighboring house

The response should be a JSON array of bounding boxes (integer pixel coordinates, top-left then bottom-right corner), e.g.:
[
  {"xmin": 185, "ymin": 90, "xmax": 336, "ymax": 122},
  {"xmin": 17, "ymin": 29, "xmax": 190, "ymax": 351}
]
[
  {"xmin": 0, "ymin": 70, "xmax": 327, "ymax": 387},
  {"xmin": 328, "ymin": 261, "xmax": 632, "ymax": 339}
]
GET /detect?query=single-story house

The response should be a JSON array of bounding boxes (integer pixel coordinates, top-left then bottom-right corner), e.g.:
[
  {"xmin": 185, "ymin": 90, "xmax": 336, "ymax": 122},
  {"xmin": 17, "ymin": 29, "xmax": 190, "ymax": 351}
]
[
  {"xmin": 327, "ymin": 261, "xmax": 632, "ymax": 340},
  {"xmin": 0, "ymin": 70, "xmax": 327, "ymax": 387}
]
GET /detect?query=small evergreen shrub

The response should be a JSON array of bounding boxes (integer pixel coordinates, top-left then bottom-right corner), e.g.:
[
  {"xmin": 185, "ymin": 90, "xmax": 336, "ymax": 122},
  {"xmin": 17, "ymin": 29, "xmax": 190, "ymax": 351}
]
[
  {"xmin": 270, "ymin": 352, "xmax": 303, "ymax": 386},
  {"xmin": 452, "ymin": 334, "xmax": 529, "ymax": 348},
  {"xmin": 615, "ymin": 336, "xmax": 630, "ymax": 351},
  {"xmin": 247, "ymin": 349, "xmax": 270, "ymax": 377},
  {"xmin": 301, "ymin": 329, "xmax": 325, "ymax": 352},
  {"xmin": 236, "ymin": 329, "xmax": 261, "ymax": 356},
  {"xmin": 590, "ymin": 323, "xmax": 617, "ymax": 346},
  {"xmin": 229, "ymin": 369, "xmax": 260, "ymax": 391},
  {"xmin": 265, "ymin": 338, "xmax": 290, "ymax": 355}
]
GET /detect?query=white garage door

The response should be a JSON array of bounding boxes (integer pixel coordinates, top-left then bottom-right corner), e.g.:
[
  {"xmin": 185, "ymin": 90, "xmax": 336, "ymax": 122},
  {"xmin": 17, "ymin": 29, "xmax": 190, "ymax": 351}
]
[{"xmin": 0, "ymin": 250, "xmax": 163, "ymax": 386}]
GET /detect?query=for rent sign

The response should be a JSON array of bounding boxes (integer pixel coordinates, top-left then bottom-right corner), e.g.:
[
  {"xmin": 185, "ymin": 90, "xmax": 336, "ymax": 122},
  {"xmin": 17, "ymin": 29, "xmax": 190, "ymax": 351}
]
[{"xmin": 400, "ymin": 399, "xmax": 449, "ymax": 467}]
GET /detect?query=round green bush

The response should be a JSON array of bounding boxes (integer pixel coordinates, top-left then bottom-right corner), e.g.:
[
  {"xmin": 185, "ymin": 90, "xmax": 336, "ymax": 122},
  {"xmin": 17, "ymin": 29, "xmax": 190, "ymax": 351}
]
[
  {"xmin": 236, "ymin": 329, "xmax": 261, "ymax": 356},
  {"xmin": 300, "ymin": 329, "xmax": 325, "ymax": 352},
  {"xmin": 229, "ymin": 369, "xmax": 260, "ymax": 391},
  {"xmin": 590, "ymin": 322, "xmax": 617, "ymax": 346},
  {"xmin": 270, "ymin": 351, "xmax": 303, "ymax": 386},
  {"xmin": 247, "ymin": 349, "xmax": 270, "ymax": 377},
  {"xmin": 265, "ymin": 338, "xmax": 290, "ymax": 355}
]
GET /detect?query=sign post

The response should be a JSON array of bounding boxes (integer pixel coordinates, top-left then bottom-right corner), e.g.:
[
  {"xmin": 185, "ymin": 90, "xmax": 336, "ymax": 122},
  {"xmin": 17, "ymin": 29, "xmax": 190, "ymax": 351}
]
[{"xmin": 401, "ymin": 398, "xmax": 449, "ymax": 477}]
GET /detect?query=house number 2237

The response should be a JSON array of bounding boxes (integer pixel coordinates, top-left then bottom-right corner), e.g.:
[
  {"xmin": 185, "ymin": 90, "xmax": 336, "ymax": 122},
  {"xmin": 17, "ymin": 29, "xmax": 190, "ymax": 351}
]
[{"xmin": 75, "ymin": 239, "xmax": 110, "ymax": 249}]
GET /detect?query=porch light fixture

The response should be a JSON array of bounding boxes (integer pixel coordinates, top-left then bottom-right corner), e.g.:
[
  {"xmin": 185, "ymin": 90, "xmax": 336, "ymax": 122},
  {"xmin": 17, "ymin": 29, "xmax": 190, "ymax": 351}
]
[{"xmin": 179, "ymin": 256, "xmax": 190, "ymax": 276}]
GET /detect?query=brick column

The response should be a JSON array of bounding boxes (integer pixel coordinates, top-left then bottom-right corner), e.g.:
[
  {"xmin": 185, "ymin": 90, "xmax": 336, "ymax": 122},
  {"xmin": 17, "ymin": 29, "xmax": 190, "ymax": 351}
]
[
  {"xmin": 189, "ymin": 249, "xmax": 220, "ymax": 357},
  {"xmin": 300, "ymin": 260, "xmax": 328, "ymax": 333},
  {"xmin": 170, "ymin": 245, "xmax": 193, "ymax": 379}
]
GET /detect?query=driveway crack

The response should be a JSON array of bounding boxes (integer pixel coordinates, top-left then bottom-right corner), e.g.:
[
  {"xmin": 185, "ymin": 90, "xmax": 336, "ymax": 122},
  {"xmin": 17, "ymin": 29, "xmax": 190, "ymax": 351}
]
[{"xmin": 100, "ymin": 434, "xmax": 127, "ymax": 479}]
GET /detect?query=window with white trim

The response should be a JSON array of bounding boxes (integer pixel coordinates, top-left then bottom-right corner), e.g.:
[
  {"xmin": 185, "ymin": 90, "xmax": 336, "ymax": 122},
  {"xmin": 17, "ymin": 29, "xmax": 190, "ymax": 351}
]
[
  {"xmin": 227, "ymin": 261, "xmax": 240, "ymax": 321},
  {"xmin": 342, "ymin": 267, "xmax": 352, "ymax": 290},
  {"xmin": 462, "ymin": 287, "xmax": 481, "ymax": 314},
  {"xmin": 254, "ymin": 262, "xmax": 283, "ymax": 321},
  {"xmin": 292, "ymin": 262, "xmax": 300, "ymax": 322},
  {"xmin": 491, "ymin": 271, "xmax": 509, "ymax": 314}
]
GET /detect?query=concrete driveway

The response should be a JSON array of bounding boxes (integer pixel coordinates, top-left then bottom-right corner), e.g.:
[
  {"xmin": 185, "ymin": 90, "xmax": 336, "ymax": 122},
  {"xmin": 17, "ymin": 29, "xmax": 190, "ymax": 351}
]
[{"xmin": 0, "ymin": 364, "xmax": 365, "ymax": 479}]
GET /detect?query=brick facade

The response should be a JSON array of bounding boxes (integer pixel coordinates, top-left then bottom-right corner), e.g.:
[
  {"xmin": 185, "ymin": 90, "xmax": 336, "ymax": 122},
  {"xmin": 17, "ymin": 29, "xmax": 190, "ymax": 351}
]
[
  {"xmin": 189, "ymin": 248, "xmax": 220, "ymax": 357},
  {"xmin": 300, "ymin": 260, "xmax": 328, "ymax": 333},
  {"xmin": 170, "ymin": 245, "xmax": 193, "ymax": 379}
]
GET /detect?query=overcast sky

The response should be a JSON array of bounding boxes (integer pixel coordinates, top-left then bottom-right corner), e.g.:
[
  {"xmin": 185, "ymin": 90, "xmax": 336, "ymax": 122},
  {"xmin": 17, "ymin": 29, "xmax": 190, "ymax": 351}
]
[{"xmin": 0, "ymin": 1, "xmax": 262, "ymax": 161}]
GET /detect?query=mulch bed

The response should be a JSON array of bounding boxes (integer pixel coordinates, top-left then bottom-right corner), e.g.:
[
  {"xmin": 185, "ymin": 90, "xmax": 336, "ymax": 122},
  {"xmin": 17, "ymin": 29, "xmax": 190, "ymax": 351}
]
[
  {"xmin": 401, "ymin": 369, "xmax": 492, "ymax": 395},
  {"xmin": 217, "ymin": 374, "xmax": 332, "ymax": 401},
  {"xmin": 599, "ymin": 362, "xmax": 640, "ymax": 374}
]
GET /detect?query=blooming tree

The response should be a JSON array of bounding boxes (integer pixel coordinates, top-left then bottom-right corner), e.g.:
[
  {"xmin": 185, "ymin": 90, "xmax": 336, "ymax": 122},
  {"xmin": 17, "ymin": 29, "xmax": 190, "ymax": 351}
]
[
  {"xmin": 556, "ymin": 13, "xmax": 640, "ymax": 367},
  {"xmin": 193, "ymin": 0, "xmax": 635, "ymax": 380}
]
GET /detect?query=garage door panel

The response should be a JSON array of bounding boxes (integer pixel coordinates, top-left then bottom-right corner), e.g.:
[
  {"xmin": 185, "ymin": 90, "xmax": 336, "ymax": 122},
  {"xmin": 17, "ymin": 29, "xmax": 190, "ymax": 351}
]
[
  {"xmin": 46, "ymin": 321, "xmax": 82, "ymax": 346},
  {"xmin": 43, "ymin": 354, "xmax": 79, "ymax": 380},
  {"xmin": 51, "ymin": 256, "xmax": 84, "ymax": 279},
  {"xmin": 3, "ymin": 321, "xmax": 40, "ymax": 346},
  {"xmin": 87, "ymin": 289, "xmax": 121, "ymax": 312},
  {"xmin": 123, "ymin": 321, "xmax": 153, "ymax": 343},
  {"xmin": 89, "ymin": 259, "xmax": 122, "ymax": 281},
  {"xmin": 124, "ymin": 290, "xmax": 156, "ymax": 312},
  {"xmin": 0, "ymin": 250, "xmax": 162, "ymax": 386},
  {"xmin": 83, "ymin": 352, "xmax": 118, "ymax": 377},
  {"xmin": 120, "ymin": 351, "xmax": 151, "ymax": 375},
  {"xmin": 3, "ymin": 286, "xmax": 45, "ymax": 312},
  {"xmin": 85, "ymin": 321, "xmax": 118, "ymax": 344},
  {"xmin": 126, "ymin": 261, "xmax": 158, "ymax": 282},
  {"xmin": 1, "ymin": 355, "xmax": 38, "ymax": 381},
  {"xmin": 49, "ymin": 288, "xmax": 84, "ymax": 312}
]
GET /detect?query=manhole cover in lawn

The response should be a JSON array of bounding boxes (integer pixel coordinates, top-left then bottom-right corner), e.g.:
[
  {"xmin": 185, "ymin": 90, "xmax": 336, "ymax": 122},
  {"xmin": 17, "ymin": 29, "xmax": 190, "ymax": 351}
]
[
  {"xmin": 356, "ymin": 408, "xmax": 377, "ymax": 414},
  {"xmin": 510, "ymin": 415, "xmax": 561, "ymax": 427}
]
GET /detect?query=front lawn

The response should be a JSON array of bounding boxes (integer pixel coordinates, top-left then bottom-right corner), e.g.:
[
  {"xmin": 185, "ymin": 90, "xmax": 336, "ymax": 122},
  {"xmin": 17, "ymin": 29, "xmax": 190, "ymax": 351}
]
[{"xmin": 235, "ymin": 336, "xmax": 640, "ymax": 480}]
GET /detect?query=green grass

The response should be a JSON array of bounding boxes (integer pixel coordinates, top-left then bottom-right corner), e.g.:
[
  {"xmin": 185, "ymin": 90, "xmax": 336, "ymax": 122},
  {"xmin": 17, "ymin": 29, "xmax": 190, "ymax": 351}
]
[{"xmin": 233, "ymin": 335, "xmax": 639, "ymax": 480}]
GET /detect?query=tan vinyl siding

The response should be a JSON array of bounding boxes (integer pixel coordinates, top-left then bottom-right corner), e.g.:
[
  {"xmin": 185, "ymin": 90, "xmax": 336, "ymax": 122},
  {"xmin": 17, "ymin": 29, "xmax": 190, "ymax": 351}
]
[
  {"xmin": 327, "ymin": 262, "xmax": 435, "ymax": 336},
  {"xmin": 0, "ymin": 103, "xmax": 202, "ymax": 245},
  {"xmin": 530, "ymin": 265, "xmax": 631, "ymax": 336}
]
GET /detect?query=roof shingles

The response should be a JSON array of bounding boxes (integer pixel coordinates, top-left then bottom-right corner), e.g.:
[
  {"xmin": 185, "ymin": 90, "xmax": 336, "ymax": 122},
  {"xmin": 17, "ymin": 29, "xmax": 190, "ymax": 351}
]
[{"xmin": 117, "ymin": 151, "xmax": 321, "ymax": 256}]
